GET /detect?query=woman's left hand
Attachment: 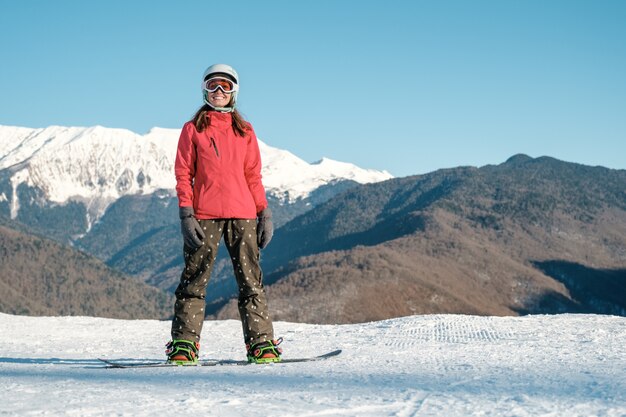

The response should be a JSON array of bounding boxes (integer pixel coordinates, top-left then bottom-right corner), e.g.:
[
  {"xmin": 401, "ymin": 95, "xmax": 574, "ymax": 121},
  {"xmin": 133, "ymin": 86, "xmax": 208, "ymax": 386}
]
[{"xmin": 257, "ymin": 208, "xmax": 274, "ymax": 249}]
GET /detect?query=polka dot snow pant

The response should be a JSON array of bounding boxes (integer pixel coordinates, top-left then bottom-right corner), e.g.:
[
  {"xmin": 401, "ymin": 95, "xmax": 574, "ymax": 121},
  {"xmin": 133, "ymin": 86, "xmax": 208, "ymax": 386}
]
[{"xmin": 171, "ymin": 218, "xmax": 275, "ymax": 346}]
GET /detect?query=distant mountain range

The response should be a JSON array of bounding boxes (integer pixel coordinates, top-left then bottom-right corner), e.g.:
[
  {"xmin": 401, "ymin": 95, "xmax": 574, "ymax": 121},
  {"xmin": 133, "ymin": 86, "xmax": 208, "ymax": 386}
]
[
  {"xmin": 1, "ymin": 124, "xmax": 624, "ymax": 323},
  {"xmin": 0, "ymin": 124, "xmax": 392, "ymax": 318},
  {"xmin": 216, "ymin": 155, "xmax": 626, "ymax": 323}
]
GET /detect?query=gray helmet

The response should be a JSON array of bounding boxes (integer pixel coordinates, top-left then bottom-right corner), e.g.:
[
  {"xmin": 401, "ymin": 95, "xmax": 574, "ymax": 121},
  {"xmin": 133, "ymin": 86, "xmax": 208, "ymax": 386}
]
[{"xmin": 201, "ymin": 64, "xmax": 239, "ymax": 112}]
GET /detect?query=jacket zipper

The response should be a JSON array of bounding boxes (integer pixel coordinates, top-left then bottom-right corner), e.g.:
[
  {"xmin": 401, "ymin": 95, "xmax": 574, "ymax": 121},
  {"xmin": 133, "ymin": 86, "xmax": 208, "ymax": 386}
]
[{"xmin": 210, "ymin": 137, "xmax": 220, "ymax": 158}]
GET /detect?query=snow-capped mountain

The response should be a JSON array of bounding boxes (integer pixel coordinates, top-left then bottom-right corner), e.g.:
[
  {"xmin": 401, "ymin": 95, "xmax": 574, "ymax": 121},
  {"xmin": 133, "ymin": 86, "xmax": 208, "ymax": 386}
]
[
  {"xmin": 0, "ymin": 124, "xmax": 392, "ymax": 223},
  {"xmin": 259, "ymin": 141, "xmax": 393, "ymax": 201}
]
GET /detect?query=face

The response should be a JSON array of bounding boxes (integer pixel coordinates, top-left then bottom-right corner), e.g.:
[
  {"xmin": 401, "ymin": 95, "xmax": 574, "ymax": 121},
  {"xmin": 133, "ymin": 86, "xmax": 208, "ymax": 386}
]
[
  {"xmin": 207, "ymin": 89, "xmax": 232, "ymax": 108},
  {"xmin": 205, "ymin": 77, "xmax": 235, "ymax": 108}
]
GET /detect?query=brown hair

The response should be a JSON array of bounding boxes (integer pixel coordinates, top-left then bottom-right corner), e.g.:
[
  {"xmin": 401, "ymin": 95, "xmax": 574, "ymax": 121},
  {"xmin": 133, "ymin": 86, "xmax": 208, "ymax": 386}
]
[{"xmin": 191, "ymin": 101, "xmax": 249, "ymax": 137}]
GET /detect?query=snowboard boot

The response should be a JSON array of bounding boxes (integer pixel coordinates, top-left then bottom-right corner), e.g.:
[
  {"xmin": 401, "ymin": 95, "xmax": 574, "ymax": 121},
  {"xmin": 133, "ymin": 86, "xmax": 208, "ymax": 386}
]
[
  {"xmin": 165, "ymin": 339, "xmax": 200, "ymax": 365},
  {"xmin": 246, "ymin": 338, "xmax": 283, "ymax": 364}
]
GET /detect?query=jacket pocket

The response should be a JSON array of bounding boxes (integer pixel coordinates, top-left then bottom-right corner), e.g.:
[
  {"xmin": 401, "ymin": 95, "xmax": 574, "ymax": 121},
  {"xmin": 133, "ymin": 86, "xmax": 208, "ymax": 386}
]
[{"xmin": 210, "ymin": 137, "xmax": 220, "ymax": 158}]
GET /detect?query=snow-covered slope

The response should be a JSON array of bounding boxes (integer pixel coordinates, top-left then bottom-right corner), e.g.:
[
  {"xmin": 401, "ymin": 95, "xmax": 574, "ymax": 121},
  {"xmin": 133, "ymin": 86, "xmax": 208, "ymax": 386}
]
[
  {"xmin": 259, "ymin": 141, "xmax": 392, "ymax": 201},
  {"xmin": 0, "ymin": 124, "xmax": 393, "ymax": 219},
  {"xmin": 0, "ymin": 313, "xmax": 624, "ymax": 416}
]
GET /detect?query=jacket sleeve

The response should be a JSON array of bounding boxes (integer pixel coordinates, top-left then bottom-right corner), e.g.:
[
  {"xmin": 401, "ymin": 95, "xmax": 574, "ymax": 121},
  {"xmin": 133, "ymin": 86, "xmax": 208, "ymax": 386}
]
[
  {"xmin": 244, "ymin": 125, "xmax": 268, "ymax": 214},
  {"xmin": 174, "ymin": 122, "xmax": 197, "ymax": 208}
]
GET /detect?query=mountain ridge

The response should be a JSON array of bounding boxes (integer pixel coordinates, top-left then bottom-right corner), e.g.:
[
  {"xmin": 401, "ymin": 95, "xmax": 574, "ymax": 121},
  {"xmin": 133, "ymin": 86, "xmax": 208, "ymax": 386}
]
[
  {"xmin": 212, "ymin": 155, "xmax": 626, "ymax": 323},
  {"xmin": 2, "ymin": 123, "xmax": 624, "ymax": 323}
]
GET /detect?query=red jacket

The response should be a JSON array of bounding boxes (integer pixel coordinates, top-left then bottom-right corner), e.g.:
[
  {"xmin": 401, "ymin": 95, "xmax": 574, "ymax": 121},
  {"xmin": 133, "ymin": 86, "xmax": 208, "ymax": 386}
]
[{"xmin": 174, "ymin": 112, "xmax": 268, "ymax": 219}]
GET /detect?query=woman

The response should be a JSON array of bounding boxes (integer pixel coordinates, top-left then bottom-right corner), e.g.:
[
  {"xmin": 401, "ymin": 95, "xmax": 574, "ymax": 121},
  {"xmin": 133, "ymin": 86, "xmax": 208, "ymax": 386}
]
[{"xmin": 166, "ymin": 64, "xmax": 281, "ymax": 364}]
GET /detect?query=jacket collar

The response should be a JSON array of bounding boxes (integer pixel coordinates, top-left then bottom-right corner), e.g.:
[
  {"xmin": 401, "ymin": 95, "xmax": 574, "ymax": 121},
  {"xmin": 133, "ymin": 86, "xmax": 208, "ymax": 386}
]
[{"xmin": 207, "ymin": 111, "xmax": 232, "ymax": 128}]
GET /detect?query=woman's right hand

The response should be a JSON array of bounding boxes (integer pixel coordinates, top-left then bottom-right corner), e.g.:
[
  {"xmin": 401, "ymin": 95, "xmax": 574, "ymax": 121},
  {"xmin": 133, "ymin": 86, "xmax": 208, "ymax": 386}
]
[{"xmin": 179, "ymin": 207, "xmax": 205, "ymax": 249}]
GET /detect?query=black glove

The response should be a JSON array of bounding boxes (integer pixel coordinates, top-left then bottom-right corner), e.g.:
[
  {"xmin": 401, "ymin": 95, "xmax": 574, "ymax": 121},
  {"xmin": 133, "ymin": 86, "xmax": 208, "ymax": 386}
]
[
  {"xmin": 179, "ymin": 206, "xmax": 205, "ymax": 250},
  {"xmin": 257, "ymin": 208, "xmax": 274, "ymax": 249}
]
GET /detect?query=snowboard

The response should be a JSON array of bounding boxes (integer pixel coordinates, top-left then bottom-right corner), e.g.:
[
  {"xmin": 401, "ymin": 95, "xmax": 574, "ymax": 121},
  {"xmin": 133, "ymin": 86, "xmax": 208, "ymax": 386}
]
[{"xmin": 98, "ymin": 349, "xmax": 341, "ymax": 369}]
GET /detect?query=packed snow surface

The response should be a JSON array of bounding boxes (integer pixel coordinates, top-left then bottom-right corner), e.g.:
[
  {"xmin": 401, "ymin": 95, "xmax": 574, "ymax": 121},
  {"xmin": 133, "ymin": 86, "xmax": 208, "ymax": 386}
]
[{"xmin": 1, "ymin": 313, "xmax": 624, "ymax": 416}]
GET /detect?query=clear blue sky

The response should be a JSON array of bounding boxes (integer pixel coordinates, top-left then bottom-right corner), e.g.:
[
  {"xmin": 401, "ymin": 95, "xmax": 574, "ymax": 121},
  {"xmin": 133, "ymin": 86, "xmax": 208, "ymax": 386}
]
[{"xmin": 1, "ymin": 1, "xmax": 625, "ymax": 177}]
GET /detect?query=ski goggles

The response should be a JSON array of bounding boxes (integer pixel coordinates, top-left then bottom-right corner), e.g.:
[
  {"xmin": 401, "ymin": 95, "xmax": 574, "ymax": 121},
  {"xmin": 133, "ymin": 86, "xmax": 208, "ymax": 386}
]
[{"xmin": 203, "ymin": 77, "xmax": 237, "ymax": 93}]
